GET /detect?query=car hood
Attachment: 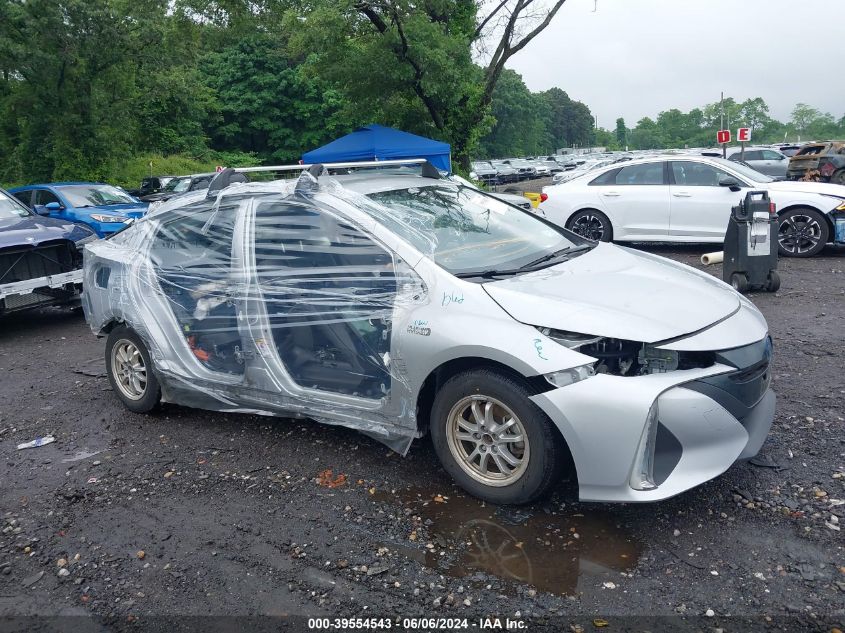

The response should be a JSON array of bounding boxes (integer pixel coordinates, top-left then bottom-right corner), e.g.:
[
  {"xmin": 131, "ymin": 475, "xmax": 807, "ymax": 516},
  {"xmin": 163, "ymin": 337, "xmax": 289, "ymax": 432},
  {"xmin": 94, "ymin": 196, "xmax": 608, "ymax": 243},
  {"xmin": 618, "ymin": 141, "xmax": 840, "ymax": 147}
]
[
  {"xmin": 482, "ymin": 243, "xmax": 740, "ymax": 343},
  {"xmin": 766, "ymin": 180, "xmax": 845, "ymax": 198},
  {"xmin": 0, "ymin": 215, "xmax": 93, "ymax": 249}
]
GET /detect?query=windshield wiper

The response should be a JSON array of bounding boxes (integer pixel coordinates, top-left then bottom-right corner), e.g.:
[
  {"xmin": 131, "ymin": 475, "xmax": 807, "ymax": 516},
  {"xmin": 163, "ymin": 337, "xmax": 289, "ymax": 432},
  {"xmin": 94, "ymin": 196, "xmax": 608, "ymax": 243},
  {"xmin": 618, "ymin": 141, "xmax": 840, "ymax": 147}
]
[
  {"xmin": 518, "ymin": 244, "xmax": 593, "ymax": 270},
  {"xmin": 454, "ymin": 244, "xmax": 593, "ymax": 280},
  {"xmin": 455, "ymin": 268, "xmax": 524, "ymax": 280}
]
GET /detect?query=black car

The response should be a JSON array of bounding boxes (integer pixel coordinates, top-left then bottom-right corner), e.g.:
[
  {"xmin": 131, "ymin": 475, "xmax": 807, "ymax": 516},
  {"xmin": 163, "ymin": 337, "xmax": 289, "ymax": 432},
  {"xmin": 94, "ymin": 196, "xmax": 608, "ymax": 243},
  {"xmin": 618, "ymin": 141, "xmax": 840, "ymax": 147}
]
[
  {"xmin": 0, "ymin": 187, "xmax": 97, "ymax": 315},
  {"xmin": 128, "ymin": 176, "xmax": 174, "ymax": 198},
  {"xmin": 140, "ymin": 173, "xmax": 216, "ymax": 203}
]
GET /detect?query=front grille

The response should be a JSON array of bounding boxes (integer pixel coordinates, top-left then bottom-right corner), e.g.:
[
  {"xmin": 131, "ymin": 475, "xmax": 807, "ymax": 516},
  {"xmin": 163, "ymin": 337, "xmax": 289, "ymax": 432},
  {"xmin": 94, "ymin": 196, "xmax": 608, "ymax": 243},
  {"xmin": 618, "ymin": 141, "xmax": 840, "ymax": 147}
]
[
  {"xmin": 685, "ymin": 336, "xmax": 772, "ymax": 422},
  {"xmin": 3, "ymin": 291, "xmax": 54, "ymax": 309},
  {"xmin": 0, "ymin": 241, "xmax": 79, "ymax": 285}
]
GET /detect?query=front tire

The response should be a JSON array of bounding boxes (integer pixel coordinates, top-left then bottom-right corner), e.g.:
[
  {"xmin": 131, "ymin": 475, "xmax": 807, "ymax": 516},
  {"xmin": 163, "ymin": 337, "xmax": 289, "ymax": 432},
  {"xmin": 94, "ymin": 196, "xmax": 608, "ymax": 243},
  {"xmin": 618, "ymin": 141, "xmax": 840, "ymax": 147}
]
[
  {"xmin": 430, "ymin": 369, "xmax": 566, "ymax": 505},
  {"xmin": 105, "ymin": 325, "xmax": 161, "ymax": 413},
  {"xmin": 831, "ymin": 169, "xmax": 845, "ymax": 186},
  {"xmin": 566, "ymin": 209, "xmax": 613, "ymax": 242},
  {"xmin": 777, "ymin": 208, "xmax": 829, "ymax": 257}
]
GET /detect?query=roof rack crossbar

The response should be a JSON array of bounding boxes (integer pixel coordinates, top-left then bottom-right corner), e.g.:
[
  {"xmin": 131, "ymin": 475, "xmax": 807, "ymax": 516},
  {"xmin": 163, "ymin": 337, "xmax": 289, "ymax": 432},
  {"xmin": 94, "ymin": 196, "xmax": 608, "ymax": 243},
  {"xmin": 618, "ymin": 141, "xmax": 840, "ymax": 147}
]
[{"xmin": 228, "ymin": 158, "xmax": 429, "ymax": 174}]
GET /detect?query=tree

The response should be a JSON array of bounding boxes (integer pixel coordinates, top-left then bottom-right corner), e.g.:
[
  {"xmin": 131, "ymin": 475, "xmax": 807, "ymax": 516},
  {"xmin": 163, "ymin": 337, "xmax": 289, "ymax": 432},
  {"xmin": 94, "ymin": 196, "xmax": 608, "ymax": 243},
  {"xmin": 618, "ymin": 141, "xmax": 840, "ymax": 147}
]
[
  {"xmin": 615, "ymin": 118, "xmax": 626, "ymax": 147},
  {"xmin": 738, "ymin": 97, "xmax": 771, "ymax": 135},
  {"xmin": 791, "ymin": 103, "xmax": 821, "ymax": 137},
  {"xmin": 478, "ymin": 69, "xmax": 544, "ymax": 158},
  {"xmin": 292, "ymin": 0, "xmax": 573, "ymax": 168},
  {"xmin": 202, "ymin": 35, "xmax": 351, "ymax": 162}
]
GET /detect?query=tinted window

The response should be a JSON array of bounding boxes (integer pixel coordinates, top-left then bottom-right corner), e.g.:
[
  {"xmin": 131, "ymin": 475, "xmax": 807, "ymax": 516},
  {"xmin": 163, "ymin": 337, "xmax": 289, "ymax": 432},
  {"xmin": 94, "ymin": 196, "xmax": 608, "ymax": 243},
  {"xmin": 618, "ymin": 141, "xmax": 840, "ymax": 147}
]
[
  {"xmin": 588, "ymin": 168, "xmax": 622, "ymax": 186},
  {"xmin": 671, "ymin": 161, "xmax": 738, "ymax": 187},
  {"xmin": 34, "ymin": 189, "xmax": 62, "ymax": 206},
  {"xmin": 13, "ymin": 191, "xmax": 32, "ymax": 208},
  {"xmin": 614, "ymin": 163, "xmax": 665, "ymax": 185},
  {"xmin": 761, "ymin": 150, "xmax": 784, "ymax": 161}
]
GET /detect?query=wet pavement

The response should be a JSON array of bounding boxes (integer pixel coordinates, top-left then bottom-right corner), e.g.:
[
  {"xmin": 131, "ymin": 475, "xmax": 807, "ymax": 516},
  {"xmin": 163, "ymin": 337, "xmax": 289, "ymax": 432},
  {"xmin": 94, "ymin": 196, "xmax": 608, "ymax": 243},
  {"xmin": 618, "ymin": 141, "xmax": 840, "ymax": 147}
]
[{"xmin": 0, "ymin": 244, "xmax": 844, "ymax": 631}]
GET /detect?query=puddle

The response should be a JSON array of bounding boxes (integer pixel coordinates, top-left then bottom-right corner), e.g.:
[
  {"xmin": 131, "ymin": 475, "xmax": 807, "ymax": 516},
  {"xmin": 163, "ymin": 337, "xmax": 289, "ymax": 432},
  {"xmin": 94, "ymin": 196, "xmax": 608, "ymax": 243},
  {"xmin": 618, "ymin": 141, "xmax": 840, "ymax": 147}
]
[{"xmin": 375, "ymin": 488, "xmax": 640, "ymax": 596}]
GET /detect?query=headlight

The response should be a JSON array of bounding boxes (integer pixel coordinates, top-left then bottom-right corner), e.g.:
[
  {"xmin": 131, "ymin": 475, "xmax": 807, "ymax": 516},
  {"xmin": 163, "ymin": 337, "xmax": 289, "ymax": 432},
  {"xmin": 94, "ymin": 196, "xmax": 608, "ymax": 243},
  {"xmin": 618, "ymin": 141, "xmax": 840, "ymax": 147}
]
[
  {"xmin": 835, "ymin": 201, "xmax": 845, "ymax": 211},
  {"xmin": 90, "ymin": 214, "xmax": 130, "ymax": 223},
  {"xmin": 544, "ymin": 364, "xmax": 595, "ymax": 388},
  {"xmin": 536, "ymin": 327, "xmax": 603, "ymax": 348}
]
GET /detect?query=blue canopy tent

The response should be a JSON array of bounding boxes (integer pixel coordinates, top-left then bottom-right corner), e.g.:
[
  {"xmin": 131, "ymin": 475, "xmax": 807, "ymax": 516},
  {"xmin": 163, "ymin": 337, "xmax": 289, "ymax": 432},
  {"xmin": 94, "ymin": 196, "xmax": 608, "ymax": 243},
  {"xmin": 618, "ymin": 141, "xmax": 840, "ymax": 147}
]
[{"xmin": 302, "ymin": 124, "xmax": 452, "ymax": 173}]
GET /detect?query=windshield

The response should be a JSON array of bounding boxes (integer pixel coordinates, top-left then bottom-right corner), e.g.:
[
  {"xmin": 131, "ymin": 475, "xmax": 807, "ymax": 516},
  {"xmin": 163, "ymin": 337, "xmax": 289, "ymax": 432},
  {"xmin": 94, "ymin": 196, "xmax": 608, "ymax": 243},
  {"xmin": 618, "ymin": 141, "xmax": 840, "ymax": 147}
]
[
  {"xmin": 363, "ymin": 184, "xmax": 581, "ymax": 275},
  {"xmin": 710, "ymin": 157, "xmax": 774, "ymax": 183},
  {"xmin": 164, "ymin": 177, "xmax": 192, "ymax": 193},
  {"xmin": 0, "ymin": 190, "xmax": 31, "ymax": 219},
  {"xmin": 58, "ymin": 185, "xmax": 137, "ymax": 207}
]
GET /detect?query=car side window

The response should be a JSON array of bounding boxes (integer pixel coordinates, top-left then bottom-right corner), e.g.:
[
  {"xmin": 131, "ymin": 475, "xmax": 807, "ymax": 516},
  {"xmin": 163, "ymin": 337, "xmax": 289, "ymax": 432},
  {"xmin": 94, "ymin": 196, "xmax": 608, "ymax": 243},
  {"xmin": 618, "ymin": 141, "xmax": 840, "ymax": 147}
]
[
  {"xmin": 150, "ymin": 202, "xmax": 243, "ymax": 375},
  {"xmin": 34, "ymin": 190, "xmax": 61, "ymax": 206},
  {"xmin": 671, "ymin": 162, "xmax": 737, "ymax": 187},
  {"xmin": 761, "ymin": 150, "xmax": 783, "ymax": 161},
  {"xmin": 613, "ymin": 163, "xmax": 665, "ymax": 186},
  {"xmin": 743, "ymin": 150, "xmax": 764, "ymax": 161},
  {"xmin": 588, "ymin": 168, "xmax": 622, "ymax": 186},
  {"xmin": 13, "ymin": 191, "xmax": 33, "ymax": 207},
  {"xmin": 252, "ymin": 198, "xmax": 400, "ymax": 398}
]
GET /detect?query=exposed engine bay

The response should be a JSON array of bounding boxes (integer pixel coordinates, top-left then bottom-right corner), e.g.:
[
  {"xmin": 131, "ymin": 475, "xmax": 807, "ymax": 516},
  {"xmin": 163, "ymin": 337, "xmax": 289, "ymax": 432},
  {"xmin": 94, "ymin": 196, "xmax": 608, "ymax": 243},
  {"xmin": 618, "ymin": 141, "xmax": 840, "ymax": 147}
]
[{"xmin": 537, "ymin": 328, "xmax": 716, "ymax": 376}]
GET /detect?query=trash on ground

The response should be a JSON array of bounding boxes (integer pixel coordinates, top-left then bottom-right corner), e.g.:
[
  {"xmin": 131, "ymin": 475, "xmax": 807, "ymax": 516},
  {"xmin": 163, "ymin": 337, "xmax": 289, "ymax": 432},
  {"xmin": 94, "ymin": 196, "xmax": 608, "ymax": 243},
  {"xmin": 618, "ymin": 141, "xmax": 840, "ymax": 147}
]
[
  {"xmin": 17, "ymin": 435, "xmax": 56, "ymax": 450},
  {"xmin": 316, "ymin": 469, "xmax": 347, "ymax": 488}
]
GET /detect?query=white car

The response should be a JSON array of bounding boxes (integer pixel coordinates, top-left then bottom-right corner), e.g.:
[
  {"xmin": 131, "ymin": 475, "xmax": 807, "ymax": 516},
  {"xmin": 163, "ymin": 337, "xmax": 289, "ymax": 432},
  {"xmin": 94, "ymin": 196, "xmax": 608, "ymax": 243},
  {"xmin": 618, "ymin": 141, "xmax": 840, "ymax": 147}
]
[{"xmin": 542, "ymin": 155, "xmax": 845, "ymax": 257}]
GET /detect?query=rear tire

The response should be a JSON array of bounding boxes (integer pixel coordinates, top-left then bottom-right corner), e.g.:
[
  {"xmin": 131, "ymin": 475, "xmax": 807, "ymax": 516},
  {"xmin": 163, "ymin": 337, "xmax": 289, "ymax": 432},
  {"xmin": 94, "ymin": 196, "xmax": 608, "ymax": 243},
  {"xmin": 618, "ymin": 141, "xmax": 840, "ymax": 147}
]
[
  {"xmin": 731, "ymin": 273, "xmax": 749, "ymax": 293},
  {"xmin": 831, "ymin": 170, "xmax": 845, "ymax": 186},
  {"xmin": 566, "ymin": 209, "xmax": 613, "ymax": 242},
  {"xmin": 429, "ymin": 369, "xmax": 566, "ymax": 505},
  {"xmin": 105, "ymin": 325, "xmax": 161, "ymax": 413},
  {"xmin": 766, "ymin": 270, "xmax": 781, "ymax": 293},
  {"xmin": 777, "ymin": 208, "xmax": 829, "ymax": 257}
]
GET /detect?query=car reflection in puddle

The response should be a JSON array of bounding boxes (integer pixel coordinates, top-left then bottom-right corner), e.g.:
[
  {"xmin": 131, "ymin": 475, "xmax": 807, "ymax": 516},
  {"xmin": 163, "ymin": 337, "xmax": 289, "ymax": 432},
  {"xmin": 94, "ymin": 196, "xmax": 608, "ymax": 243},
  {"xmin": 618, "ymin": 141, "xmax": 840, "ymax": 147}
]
[{"xmin": 375, "ymin": 488, "xmax": 640, "ymax": 596}]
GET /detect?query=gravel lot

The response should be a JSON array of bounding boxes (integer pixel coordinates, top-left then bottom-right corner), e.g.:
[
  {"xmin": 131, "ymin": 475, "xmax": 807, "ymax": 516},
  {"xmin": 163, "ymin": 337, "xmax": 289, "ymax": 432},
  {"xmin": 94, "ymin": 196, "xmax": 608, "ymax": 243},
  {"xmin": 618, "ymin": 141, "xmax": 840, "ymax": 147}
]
[{"xmin": 0, "ymin": 243, "xmax": 843, "ymax": 631}]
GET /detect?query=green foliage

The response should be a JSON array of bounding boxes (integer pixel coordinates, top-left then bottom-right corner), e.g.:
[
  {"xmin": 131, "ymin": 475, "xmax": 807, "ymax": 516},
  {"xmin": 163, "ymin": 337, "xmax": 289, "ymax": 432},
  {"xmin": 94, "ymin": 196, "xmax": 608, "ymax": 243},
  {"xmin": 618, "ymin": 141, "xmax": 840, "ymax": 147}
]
[{"xmin": 2, "ymin": 0, "xmax": 844, "ymax": 188}]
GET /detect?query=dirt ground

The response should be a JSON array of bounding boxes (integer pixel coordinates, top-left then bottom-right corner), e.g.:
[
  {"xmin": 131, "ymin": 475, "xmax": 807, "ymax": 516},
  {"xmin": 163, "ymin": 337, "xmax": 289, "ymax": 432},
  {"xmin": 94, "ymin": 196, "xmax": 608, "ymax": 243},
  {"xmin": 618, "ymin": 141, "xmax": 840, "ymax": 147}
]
[{"xmin": 0, "ymin": 243, "xmax": 843, "ymax": 632}]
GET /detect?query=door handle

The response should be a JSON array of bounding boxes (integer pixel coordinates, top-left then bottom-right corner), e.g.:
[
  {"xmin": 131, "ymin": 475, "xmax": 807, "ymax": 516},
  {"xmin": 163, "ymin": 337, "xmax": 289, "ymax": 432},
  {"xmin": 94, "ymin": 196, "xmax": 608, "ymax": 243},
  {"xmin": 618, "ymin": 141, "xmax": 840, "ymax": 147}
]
[
  {"xmin": 672, "ymin": 192, "xmax": 692, "ymax": 197},
  {"xmin": 602, "ymin": 191, "xmax": 621, "ymax": 197}
]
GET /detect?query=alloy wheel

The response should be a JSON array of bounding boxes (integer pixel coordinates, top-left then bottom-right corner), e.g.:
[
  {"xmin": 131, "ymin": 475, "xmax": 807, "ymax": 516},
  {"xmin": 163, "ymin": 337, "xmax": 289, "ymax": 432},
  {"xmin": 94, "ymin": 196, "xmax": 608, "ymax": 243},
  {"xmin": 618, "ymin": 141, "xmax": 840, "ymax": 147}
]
[
  {"xmin": 778, "ymin": 213, "xmax": 822, "ymax": 255},
  {"xmin": 111, "ymin": 339, "xmax": 148, "ymax": 401},
  {"xmin": 445, "ymin": 395, "xmax": 530, "ymax": 487},
  {"xmin": 570, "ymin": 214, "xmax": 606, "ymax": 241}
]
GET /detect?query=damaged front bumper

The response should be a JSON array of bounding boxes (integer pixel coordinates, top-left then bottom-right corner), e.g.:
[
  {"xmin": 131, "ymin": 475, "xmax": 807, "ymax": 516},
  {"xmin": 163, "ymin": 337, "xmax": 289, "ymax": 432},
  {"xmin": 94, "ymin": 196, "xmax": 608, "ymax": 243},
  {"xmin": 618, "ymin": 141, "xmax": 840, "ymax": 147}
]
[
  {"xmin": 0, "ymin": 269, "xmax": 83, "ymax": 311},
  {"xmin": 531, "ymin": 349, "xmax": 775, "ymax": 503}
]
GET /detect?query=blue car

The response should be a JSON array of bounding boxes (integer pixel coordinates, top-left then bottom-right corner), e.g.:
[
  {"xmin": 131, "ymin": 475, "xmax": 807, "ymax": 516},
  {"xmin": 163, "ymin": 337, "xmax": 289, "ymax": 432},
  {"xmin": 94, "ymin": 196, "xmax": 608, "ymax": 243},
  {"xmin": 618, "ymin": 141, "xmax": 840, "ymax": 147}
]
[{"xmin": 9, "ymin": 182, "xmax": 148, "ymax": 238}]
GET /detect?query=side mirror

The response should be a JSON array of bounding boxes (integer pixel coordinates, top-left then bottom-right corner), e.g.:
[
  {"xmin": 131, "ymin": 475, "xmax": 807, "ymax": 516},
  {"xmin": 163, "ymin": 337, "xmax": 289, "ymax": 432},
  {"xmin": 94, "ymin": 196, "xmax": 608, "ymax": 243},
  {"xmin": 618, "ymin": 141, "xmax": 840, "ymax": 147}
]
[
  {"xmin": 33, "ymin": 205, "xmax": 51, "ymax": 216},
  {"xmin": 719, "ymin": 177, "xmax": 742, "ymax": 192},
  {"xmin": 45, "ymin": 201, "xmax": 63, "ymax": 211}
]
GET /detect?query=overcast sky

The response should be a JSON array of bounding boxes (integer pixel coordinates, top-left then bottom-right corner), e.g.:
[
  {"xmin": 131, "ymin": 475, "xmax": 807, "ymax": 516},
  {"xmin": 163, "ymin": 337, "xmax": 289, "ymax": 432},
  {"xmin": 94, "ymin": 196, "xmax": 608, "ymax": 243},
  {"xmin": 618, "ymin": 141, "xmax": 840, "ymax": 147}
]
[{"xmin": 507, "ymin": 0, "xmax": 845, "ymax": 129}]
